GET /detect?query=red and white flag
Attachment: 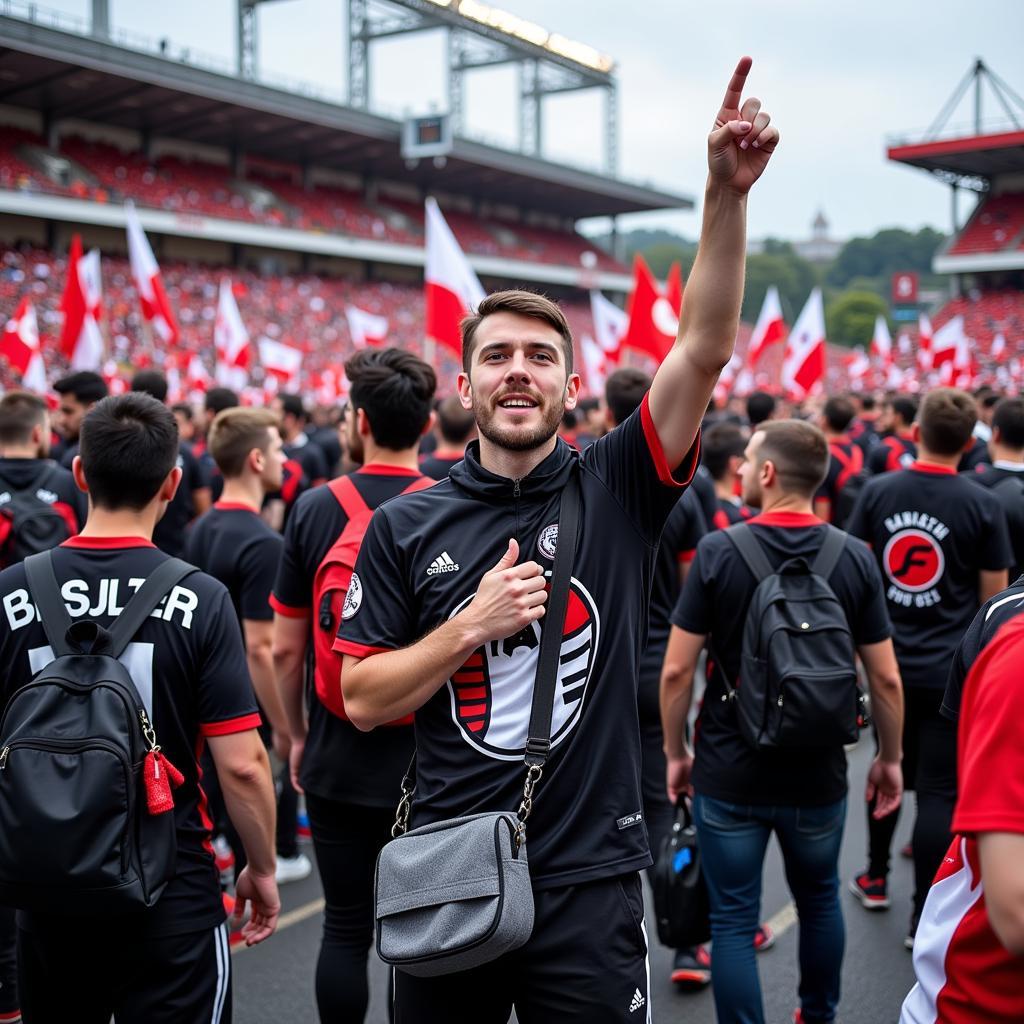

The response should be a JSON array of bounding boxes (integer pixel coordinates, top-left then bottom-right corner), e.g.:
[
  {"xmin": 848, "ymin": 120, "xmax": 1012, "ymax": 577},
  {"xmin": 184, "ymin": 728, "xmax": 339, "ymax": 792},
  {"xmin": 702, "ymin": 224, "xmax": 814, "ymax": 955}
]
[
  {"xmin": 345, "ymin": 304, "xmax": 389, "ymax": 349},
  {"xmin": 125, "ymin": 201, "xmax": 179, "ymax": 347},
  {"xmin": 992, "ymin": 332, "xmax": 1007, "ymax": 363},
  {"xmin": 931, "ymin": 315, "xmax": 967, "ymax": 372},
  {"xmin": 60, "ymin": 235, "xmax": 104, "ymax": 371},
  {"xmin": 1, "ymin": 297, "xmax": 46, "ymax": 392},
  {"xmin": 665, "ymin": 261, "xmax": 684, "ymax": 317},
  {"xmin": 424, "ymin": 197, "xmax": 485, "ymax": 358},
  {"xmin": 214, "ymin": 278, "xmax": 251, "ymax": 389},
  {"xmin": 187, "ymin": 353, "xmax": 212, "ymax": 393},
  {"xmin": 782, "ymin": 288, "xmax": 826, "ymax": 399},
  {"xmin": 870, "ymin": 315, "xmax": 893, "ymax": 366},
  {"xmin": 747, "ymin": 286, "xmax": 786, "ymax": 368},
  {"xmin": 590, "ymin": 290, "xmax": 627, "ymax": 369},
  {"xmin": 917, "ymin": 313, "xmax": 933, "ymax": 371},
  {"xmin": 620, "ymin": 255, "xmax": 676, "ymax": 363},
  {"xmin": 580, "ymin": 334, "xmax": 611, "ymax": 397},
  {"xmin": 258, "ymin": 337, "xmax": 303, "ymax": 391},
  {"xmin": 845, "ymin": 346, "xmax": 871, "ymax": 386},
  {"xmin": 102, "ymin": 359, "xmax": 128, "ymax": 396},
  {"xmin": 714, "ymin": 350, "xmax": 744, "ymax": 404}
]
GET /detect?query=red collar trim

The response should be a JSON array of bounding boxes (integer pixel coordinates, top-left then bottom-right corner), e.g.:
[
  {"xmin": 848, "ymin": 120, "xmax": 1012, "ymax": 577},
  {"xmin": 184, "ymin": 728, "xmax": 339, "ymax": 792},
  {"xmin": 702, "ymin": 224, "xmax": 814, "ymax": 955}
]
[
  {"xmin": 746, "ymin": 511, "xmax": 823, "ymax": 528},
  {"xmin": 62, "ymin": 536, "xmax": 156, "ymax": 549},
  {"xmin": 357, "ymin": 463, "xmax": 421, "ymax": 477},
  {"xmin": 214, "ymin": 501, "xmax": 259, "ymax": 513},
  {"xmin": 909, "ymin": 461, "xmax": 956, "ymax": 476}
]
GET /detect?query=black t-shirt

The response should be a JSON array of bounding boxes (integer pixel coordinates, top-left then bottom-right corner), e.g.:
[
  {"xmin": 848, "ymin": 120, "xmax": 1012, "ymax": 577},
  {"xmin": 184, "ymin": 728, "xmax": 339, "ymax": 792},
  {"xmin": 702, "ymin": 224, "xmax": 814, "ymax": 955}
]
[
  {"xmin": 0, "ymin": 458, "xmax": 86, "ymax": 567},
  {"xmin": 815, "ymin": 436, "xmax": 864, "ymax": 524},
  {"xmin": 419, "ymin": 454, "xmax": 464, "ymax": 481},
  {"xmin": 850, "ymin": 416, "xmax": 880, "ymax": 457},
  {"xmin": 338, "ymin": 396, "xmax": 701, "ymax": 888},
  {"xmin": 690, "ymin": 464, "xmax": 718, "ymax": 531},
  {"xmin": 942, "ymin": 574, "xmax": 1024, "ymax": 722},
  {"xmin": 964, "ymin": 464, "xmax": 1024, "ymax": 582},
  {"xmin": 641, "ymin": 488, "xmax": 706, "ymax": 688},
  {"xmin": 58, "ymin": 440, "xmax": 80, "ymax": 471},
  {"xmin": 0, "ymin": 536, "xmax": 258, "ymax": 936},
  {"xmin": 868, "ymin": 434, "xmax": 916, "ymax": 475},
  {"xmin": 271, "ymin": 466, "xmax": 429, "ymax": 808},
  {"xmin": 671, "ymin": 512, "xmax": 891, "ymax": 806},
  {"xmin": 712, "ymin": 495, "xmax": 753, "ymax": 530},
  {"xmin": 153, "ymin": 443, "xmax": 209, "ymax": 558},
  {"xmin": 846, "ymin": 462, "xmax": 1013, "ymax": 688},
  {"xmin": 308, "ymin": 426, "xmax": 342, "ymax": 477},
  {"xmin": 958, "ymin": 436, "xmax": 990, "ymax": 474},
  {"xmin": 284, "ymin": 436, "xmax": 329, "ymax": 486},
  {"xmin": 185, "ymin": 503, "xmax": 282, "ymax": 625}
]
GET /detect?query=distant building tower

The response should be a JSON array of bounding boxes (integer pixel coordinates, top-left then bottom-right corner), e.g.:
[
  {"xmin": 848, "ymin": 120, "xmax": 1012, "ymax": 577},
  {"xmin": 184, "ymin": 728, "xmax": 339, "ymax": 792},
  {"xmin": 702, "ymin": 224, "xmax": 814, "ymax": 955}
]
[{"xmin": 795, "ymin": 210, "xmax": 843, "ymax": 264}]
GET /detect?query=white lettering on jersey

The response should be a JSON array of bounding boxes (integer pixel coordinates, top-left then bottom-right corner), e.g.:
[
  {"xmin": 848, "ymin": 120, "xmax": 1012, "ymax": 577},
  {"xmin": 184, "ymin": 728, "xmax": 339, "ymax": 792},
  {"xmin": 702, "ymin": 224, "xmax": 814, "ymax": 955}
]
[
  {"xmin": 28, "ymin": 642, "xmax": 156, "ymax": 717},
  {"xmin": 882, "ymin": 510, "xmax": 950, "ymax": 541},
  {"xmin": 4, "ymin": 580, "xmax": 198, "ymax": 632}
]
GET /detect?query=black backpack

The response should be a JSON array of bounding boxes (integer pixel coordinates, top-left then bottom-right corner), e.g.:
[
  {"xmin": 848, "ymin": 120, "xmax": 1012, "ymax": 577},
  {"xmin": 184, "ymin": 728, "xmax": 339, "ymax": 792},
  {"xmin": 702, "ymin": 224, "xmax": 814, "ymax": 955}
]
[
  {"xmin": 720, "ymin": 524, "xmax": 859, "ymax": 750},
  {"xmin": 0, "ymin": 464, "xmax": 74, "ymax": 564},
  {"xmin": 0, "ymin": 551, "xmax": 195, "ymax": 915},
  {"xmin": 651, "ymin": 798, "xmax": 711, "ymax": 949}
]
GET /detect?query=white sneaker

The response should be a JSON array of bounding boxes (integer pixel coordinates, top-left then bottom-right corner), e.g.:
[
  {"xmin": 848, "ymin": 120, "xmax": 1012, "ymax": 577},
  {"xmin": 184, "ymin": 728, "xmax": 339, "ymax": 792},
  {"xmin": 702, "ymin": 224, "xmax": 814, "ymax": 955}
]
[{"xmin": 275, "ymin": 852, "xmax": 312, "ymax": 884}]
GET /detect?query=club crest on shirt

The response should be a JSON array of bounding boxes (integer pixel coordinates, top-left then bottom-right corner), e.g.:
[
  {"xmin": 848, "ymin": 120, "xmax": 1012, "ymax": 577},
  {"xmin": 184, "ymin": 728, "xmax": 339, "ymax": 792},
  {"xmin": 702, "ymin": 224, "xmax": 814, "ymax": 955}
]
[
  {"xmin": 883, "ymin": 528, "xmax": 945, "ymax": 605},
  {"xmin": 342, "ymin": 573, "xmax": 363, "ymax": 620},
  {"xmin": 537, "ymin": 524, "xmax": 559, "ymax": 560},
  {"xmin": 445, "ymin": 577, "xmax": 600, "ymax": 761}
]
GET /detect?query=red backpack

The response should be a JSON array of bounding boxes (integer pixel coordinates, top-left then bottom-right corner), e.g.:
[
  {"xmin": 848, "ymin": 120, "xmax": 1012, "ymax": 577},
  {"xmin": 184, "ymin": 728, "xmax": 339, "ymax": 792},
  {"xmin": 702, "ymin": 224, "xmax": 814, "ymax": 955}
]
[{"xmin": 312, "ymin": 474, "xmax": 434, "ymax": 722}]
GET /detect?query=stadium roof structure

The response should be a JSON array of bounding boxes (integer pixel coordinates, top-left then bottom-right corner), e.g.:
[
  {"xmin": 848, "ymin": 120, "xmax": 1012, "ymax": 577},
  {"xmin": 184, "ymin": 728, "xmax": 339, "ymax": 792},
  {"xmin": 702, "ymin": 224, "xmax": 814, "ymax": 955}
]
[
  {"xmin": 0, "ymin": 5, "xmax": 693, "ymax": 222},
  {"xmin": 887, "ymin": 60, "xmax": 1024, "ymax": 187}
]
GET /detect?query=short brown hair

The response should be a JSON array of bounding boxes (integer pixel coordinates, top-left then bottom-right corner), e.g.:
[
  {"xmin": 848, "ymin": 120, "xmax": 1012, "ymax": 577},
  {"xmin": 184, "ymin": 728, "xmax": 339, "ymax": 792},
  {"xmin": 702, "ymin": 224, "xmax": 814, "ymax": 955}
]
[
  {"xmin": 460, "ymin": 290, "xmax": 574, "ymax": 374},
  {"xmin": 605, "ymin": 368, "xmax": 652, "ymax": 426},
  {"xmin": 756, "ymin": 419, "xmax": 829, "ymax": 497},
  {"xmin": 0, "ymin": 391, "xmax": 47, "ymax": 446},
  {"xmin": 918, "ymin": 388, "xmax": 976, "ymax": 456},
  {"xmin": 208, "ymin": 407, "xmax": 279, "ymax": 478}
]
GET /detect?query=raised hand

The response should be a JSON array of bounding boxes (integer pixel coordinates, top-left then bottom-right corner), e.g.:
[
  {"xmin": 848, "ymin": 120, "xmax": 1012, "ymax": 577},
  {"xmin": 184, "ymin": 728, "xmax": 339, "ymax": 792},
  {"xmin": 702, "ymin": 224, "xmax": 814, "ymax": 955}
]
[
  {"xmin": 707, "ymin": 56, "xmax": 780, "ymax": 195},
  {"xmin": 458, "ymin": 538, "xmax": 548, "ymax": 645}
]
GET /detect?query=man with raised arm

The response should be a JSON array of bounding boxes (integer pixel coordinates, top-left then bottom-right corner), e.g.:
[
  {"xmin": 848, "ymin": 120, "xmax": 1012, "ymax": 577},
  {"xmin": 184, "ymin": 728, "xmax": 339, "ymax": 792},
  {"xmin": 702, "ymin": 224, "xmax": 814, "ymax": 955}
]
[{"xmin": 337, "ymin": 58, "xmax": 779, "ymax": 1023}]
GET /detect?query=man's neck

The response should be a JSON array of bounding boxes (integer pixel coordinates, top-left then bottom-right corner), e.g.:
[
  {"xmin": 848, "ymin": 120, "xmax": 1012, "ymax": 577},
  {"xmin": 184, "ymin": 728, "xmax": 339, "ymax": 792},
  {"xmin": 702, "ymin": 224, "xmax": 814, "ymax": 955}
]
[
  {"xmin": 360, "ymin": 441, "xmax": 421, "ymax": 472},
  {"xmin": 477, "ymin": 434, "xmax": 558, "ymax": 481},
  {"xmin": 990, "ymin": 443, "xmax": 1024, "ymax": 467},
  {"xmin": 914, "ymin": 446, "xmax": 960, "ymax": 469},
  {"xmin": 78, "ymin": 507, "xmax": 158, "ymax": 541},
  {"xmin": 0, "ymin": 445, "xmax": 38, "ymax": 459},
  {"xmin": 713, "ymin": 478, "xmax": 737, "ymax": 502},
  {"xmin": 433, "ymin": 443, "xmax": 467, "ymax": 460},
  {"xmin": 758, "ymin": 491, "xmax": 814, "ymax": 516},
  {"xmin": 219, "ymin": 475, "xmax": 264, "ymax": 512}
]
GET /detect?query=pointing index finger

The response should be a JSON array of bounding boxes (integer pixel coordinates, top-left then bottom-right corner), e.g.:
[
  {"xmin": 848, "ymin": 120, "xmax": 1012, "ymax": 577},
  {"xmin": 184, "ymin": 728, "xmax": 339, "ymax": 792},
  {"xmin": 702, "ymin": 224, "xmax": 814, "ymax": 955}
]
[{"xmin": 719, "ymin": 56, "xmax": 753, "ymax": 117}]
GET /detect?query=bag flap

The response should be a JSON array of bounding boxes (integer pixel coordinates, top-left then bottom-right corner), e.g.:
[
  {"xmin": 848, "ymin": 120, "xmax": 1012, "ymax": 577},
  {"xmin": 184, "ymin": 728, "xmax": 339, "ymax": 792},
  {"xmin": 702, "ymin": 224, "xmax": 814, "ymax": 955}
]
[
  {"xmin": 377, "ymin": 874, "xmax": 501, "ymax": 918},
  {"xmin": 376, "ymin": 813, "xmax": 511, "ymax": 909}
]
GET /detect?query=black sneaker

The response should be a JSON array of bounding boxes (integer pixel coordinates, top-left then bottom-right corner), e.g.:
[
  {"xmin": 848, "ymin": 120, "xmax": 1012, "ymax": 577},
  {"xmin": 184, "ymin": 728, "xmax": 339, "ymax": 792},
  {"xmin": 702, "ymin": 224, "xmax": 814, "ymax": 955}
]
[
  {"xmin": 904, "ymin": 913, "xmax": 919, "ymax": 951},
  {"xmin": 671, "ymin": 946, "xmax": 711, "ymax": 988}
]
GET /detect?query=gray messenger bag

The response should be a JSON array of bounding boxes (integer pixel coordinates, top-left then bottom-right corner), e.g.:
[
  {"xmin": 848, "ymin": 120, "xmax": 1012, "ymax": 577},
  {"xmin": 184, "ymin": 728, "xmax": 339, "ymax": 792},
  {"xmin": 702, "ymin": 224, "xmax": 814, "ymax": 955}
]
[{"xmin": 374, "ymin": 472, "xmax": 580, "ymax": 977}]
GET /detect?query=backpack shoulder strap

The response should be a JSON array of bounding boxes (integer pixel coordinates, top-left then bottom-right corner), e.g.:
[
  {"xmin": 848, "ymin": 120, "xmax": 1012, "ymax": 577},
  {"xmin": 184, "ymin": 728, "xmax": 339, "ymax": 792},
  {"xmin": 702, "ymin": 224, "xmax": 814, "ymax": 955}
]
[
  {"xmin": 811, "ymin": 525, "xmax": 848, "ymax": 581},
  {"xmin": 724, "ymin": 524, "xmax": 775, "ymax": 582},
  {"xmin": 23, "ymin": 550, "xmax": 74, "ymax": 658},
  {"xmin": 401, "ymin": 476, "xmax": 436, "ymax": 496},
  {"xmin": 329, "ymin": 475, "xmax": 371, "ymax": 522},
  {"xmin": 106, "ymin": 558, "xmax": 196, "ymax": 659}
]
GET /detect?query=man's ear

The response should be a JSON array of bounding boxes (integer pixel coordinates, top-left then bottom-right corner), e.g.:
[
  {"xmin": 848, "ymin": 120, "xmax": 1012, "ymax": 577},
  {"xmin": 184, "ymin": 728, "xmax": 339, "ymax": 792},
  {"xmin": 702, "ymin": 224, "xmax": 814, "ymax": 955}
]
[
  {"xmin": 457, "ymin": 371, "xmax": 473, "ymax": 412},
  {"xmin": 159, "ymin": 465, "xmax": 183, "ymax": 504},
  {"xmin": 71, "ymin": 455, "xmax": 88, "ymax": 494},
  {"xmin": 562, "ymin": 373, "xmax": 582, "ymax": 413},
  {"xmin": 356, "ymin": 407, "xmax": 372, "ymax": 437},
  {"xmin": 422, "ymin": 411, "xmax": 437, "ymax": 438}
]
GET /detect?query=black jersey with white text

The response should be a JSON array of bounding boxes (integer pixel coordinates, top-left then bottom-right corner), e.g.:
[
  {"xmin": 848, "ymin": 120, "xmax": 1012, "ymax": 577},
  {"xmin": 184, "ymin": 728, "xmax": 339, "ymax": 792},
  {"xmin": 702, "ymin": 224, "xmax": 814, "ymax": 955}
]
[
  {"xmin": 185, "ymin": 503, "xmax": 282, "ymax": 624},
  {"xmin": 271, "ymin": 466, "xmax": 429, "ymax": 807},
  {"xmin": 0, "ymin": 536, "xmax": 259, "ymax": 936},
  {"xmin": 671, "ymin": 511, "xmax": 891, "ymax": 806},
  {"xmin": 337, "ymin": 395, "xmax": 700, "ymax": 888},
  {"xmin": 845, "ymin": 462, "xmax": 1013, "ymax": 688}
]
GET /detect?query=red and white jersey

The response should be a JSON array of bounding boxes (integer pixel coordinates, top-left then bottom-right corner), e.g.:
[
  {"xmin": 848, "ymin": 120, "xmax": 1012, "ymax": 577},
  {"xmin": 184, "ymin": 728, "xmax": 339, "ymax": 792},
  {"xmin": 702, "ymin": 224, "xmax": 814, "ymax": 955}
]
[{"xmin": 901, "ymin": 616, "xmax": 1024, "ymax": 1023}]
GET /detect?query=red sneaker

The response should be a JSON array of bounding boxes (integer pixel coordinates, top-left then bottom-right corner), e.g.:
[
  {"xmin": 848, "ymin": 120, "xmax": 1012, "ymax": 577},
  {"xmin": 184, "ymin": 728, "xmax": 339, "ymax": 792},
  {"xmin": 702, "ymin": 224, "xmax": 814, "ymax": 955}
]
[
  {"xmin": 222, "ymin": 892, "xmax": 246, "ymax": 948},
  {"xmin": 670, "ymin": 945, "xmax": 711, "ymax": 988},
  {"xmin": 848, "ymin": 871, "xmax": 890, "ymax": 910},
  {"xmin": 754, "ymin": 923, "xmax": 775, "ymax": 951}
]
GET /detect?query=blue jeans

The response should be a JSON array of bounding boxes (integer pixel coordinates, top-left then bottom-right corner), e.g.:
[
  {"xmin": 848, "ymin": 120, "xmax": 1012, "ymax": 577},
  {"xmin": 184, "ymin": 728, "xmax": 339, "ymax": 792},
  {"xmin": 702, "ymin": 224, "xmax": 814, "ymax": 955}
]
[{"xmin": 693, "ymin": 793, "xmax": 847, "ymax": 1024}]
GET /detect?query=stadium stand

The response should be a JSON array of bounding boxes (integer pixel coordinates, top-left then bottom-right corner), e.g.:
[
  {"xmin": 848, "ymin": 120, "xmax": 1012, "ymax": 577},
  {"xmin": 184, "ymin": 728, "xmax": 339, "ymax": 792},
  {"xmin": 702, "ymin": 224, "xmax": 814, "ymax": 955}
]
[{"xmin": 947, "ymin": 192, "xmax": 1024, "ymax": 255}]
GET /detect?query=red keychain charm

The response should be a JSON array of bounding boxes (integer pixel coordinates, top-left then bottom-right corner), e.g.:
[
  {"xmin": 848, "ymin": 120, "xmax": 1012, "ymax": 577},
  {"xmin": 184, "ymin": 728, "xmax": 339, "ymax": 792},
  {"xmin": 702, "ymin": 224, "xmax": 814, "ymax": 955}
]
[{"xmin": 144, "ymin": 749, "xmax": 184, "ymax": 815}]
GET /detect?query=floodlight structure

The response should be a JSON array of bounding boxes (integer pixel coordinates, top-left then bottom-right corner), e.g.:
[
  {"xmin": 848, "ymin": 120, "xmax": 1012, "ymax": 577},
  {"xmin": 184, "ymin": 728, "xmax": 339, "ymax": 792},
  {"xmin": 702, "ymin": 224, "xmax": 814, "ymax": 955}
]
[
  {"xmin": 347, "ymin": 0, "xmax": 620, "ymax": 174},
  {"xmin": 237, "ymin": 0, "xmax": 296, "ymax": 79}
]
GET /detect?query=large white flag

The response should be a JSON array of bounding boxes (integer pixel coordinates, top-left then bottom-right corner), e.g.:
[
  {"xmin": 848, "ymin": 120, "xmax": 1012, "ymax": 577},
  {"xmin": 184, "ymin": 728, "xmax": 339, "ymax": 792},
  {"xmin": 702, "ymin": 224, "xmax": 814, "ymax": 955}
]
[
  {"xmin": 214, "ymin": 278, "xmax": 251, "ymax": 388},
  {"xmin": 747, "ymin": 285, "xmax": 786, "ymax": 368},
  {"xmin": 258, "ymin": 337, "xmax": 303, "ymax": 391},
  {"xmin": 125, "ymin": 201, "xmax": 179, "ymax": 346},
  {"xmin": 589, "ymin": 290, "xmax": 627, "ymax": 363},
  {"xmin": 345, "ymin": 304, "xmax": 389, "ymax": 349}
]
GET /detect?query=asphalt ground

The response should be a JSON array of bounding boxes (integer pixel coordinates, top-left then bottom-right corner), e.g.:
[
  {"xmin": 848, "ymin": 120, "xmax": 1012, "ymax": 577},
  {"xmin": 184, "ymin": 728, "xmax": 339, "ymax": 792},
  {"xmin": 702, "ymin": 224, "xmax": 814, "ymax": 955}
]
[{"xmin": 233, "ymin": 737, "xmax": 920, "ymax": 1023}]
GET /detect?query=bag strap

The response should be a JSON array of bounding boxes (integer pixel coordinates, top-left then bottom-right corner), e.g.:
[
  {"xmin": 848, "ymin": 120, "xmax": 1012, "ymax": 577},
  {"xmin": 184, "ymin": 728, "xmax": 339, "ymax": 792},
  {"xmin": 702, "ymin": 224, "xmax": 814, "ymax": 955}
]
[
  {"xmin": 329, "ymin": 475, "xmax": 371, "ymax": 522},
  {"xmin": 811, "ymin": 525, "xmax": 847, "ymax": 581},
  {"xmin": 724, "ymin": 524, "xmax": 774, "ymax": 582},
  {"xmin": 1, "ymin": 462, "xmax": 58, "ymax": 505},
  {"xmin": 23, "ymin": 550, "xmax": 74, "ymax": 658},
  {"xmin": 524, "ymin": 468, "xmax": 581, "ymax": 769},
  {"xmin": 106, "ymin": 558, "xmax": 196, "ymax": 659}
]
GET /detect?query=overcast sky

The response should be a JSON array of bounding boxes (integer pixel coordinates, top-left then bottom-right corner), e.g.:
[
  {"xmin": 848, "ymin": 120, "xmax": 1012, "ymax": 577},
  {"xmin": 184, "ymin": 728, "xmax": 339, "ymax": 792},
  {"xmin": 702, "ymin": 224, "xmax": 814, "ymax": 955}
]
[{"xmin": 48, "ymin": 0, "xmax": 1024, "ymax": 241}]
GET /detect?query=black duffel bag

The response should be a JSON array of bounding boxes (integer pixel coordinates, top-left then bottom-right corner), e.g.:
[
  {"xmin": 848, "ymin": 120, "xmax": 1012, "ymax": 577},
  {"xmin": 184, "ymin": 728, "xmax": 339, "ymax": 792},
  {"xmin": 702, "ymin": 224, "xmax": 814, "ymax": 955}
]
[{"xmin": 651, "ymin": 797, "xmax": 711, "ymax": 949}]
